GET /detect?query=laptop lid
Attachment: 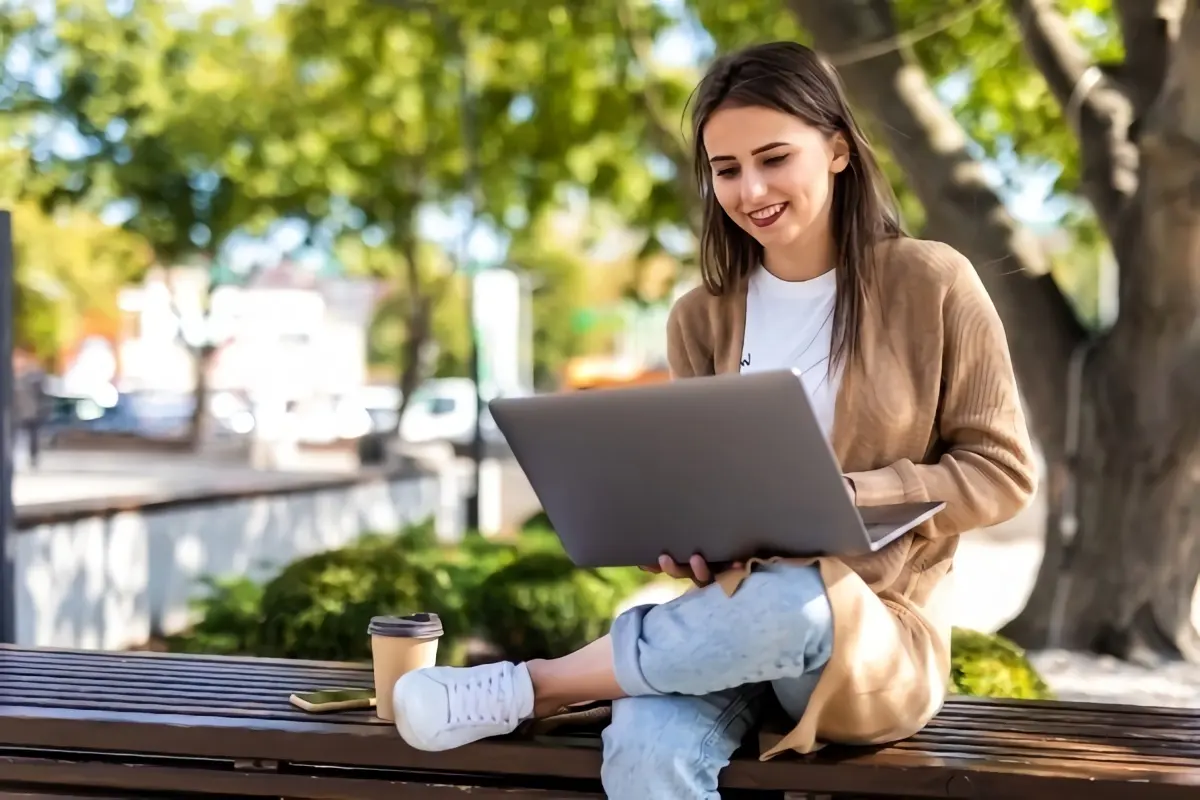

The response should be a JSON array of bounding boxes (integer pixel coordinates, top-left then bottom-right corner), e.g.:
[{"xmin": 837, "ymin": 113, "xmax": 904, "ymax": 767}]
[
  {"xmin": 490, "ymin": 370, "xmax": 936, "ymax": 567},
  {"xmin": 860, "ymin": 502, "xmax": 947, "ymax": 551}
]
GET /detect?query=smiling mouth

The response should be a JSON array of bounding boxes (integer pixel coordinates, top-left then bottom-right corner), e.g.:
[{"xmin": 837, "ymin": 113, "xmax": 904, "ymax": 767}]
[{"xmin": 748, "ymin": 202, "xmax": 788, "ymax": 228}]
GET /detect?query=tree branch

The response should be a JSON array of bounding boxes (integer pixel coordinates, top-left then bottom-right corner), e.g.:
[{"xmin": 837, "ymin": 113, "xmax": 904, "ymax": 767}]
[
  {"xmin": 1115, "ymin": 0, "xmax": 1181, "ymax": 115},
  {"xmin": 785, "ymin": 0, "xmax": 1087, "ymax": 457},
  {"xmin": 613, "ymin": 0, "xmax": 702, "ymax": 229},
  {"xmin": 1006, "ymin": 0, "xmax": 1138, "ymax": 239}
]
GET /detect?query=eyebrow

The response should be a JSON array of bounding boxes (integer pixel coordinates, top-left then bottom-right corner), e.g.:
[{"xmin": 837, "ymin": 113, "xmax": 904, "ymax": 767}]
[{"xmin": 708, "ymin": 142, "xmax": 789, "ymax": 163}]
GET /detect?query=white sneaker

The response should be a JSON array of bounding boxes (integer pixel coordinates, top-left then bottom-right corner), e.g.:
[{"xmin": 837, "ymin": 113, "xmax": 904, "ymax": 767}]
[{"xmin": 392, "ymin": 661, "xmax": 535, "ymax": 751}]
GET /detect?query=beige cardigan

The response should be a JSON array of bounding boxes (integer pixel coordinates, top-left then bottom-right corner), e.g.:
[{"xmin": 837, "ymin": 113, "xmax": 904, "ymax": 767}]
[{"xmin": 665, "ymin": 237, "xmax": 1038, "ymax": 760}]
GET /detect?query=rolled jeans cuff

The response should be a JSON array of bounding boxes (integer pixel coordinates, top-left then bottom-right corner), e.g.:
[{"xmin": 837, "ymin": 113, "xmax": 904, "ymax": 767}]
[{"xmin": 609, "ymin": 603, "xmax": 661, "ymax": 697}]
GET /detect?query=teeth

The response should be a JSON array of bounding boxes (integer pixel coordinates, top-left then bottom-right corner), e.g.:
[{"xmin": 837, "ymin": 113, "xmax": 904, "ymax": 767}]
[{"xmin": 750, "ymin": 203, "xmax": 786, "ymax": 220}]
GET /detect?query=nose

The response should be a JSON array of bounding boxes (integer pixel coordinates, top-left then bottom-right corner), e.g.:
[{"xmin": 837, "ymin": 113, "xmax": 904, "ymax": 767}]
[{"xmin": 740, "ymin": 168, "xmax": 768, "ymax": 208}]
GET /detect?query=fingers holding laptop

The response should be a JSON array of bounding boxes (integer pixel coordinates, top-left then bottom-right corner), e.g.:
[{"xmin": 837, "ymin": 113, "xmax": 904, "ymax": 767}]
[{"xmin": 641, "ymin": 553, "xmax": 743, "ymax": 587}]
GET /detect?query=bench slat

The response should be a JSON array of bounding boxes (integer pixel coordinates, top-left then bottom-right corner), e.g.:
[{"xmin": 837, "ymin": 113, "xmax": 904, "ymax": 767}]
[
  {"xmin": 0, "ymin": 753, "xmax": 606, "ymax": 799},
  {"xmin": 0, "ymin": 645, "xmax": 1196, "ymax": 799}
]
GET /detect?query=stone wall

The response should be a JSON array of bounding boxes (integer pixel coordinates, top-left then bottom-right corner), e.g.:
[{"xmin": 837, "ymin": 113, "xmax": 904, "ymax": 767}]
[{"xmin": 12, "ymin": 469, "xmax": 443, "ymax": 649}]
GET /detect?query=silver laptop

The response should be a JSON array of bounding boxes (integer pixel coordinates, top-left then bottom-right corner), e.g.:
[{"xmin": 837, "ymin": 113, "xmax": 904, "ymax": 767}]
[{"xmin": 489, "ymin": 369, "xmax": 945, "ymax": 568}]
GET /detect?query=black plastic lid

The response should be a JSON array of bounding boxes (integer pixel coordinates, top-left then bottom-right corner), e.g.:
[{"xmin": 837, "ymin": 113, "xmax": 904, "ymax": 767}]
[{"xmin": 367, "ymin": 612, "xmax": 443, "ymax": 639}]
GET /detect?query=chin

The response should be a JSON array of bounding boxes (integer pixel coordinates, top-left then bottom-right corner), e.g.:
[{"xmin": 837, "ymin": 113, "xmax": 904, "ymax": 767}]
[{"xmin": 748, "ymin": 223, "xmax": 804, "ymax": 248}]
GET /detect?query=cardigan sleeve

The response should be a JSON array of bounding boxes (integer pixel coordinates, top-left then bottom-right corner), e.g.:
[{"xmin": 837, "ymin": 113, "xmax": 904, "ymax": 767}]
[
  {"xmin": 843, "ymin": 264, "xmax": 1038, "ymax": 535},
  {"xmin": 666, "ymin": 292, "xmax": 714, "ymax": 379}
]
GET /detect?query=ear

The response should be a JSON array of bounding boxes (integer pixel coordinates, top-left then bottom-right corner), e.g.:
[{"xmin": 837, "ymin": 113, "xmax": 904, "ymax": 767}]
[{"xmin": 830, "ymin": 132, "xmax": 851, "ymax": 174}]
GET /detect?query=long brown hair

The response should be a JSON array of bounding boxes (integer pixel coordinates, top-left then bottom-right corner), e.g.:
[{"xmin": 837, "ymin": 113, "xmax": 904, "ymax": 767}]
[{"xmin": 690, "ymin": 41, "xmax": 904, "ymax": 371}]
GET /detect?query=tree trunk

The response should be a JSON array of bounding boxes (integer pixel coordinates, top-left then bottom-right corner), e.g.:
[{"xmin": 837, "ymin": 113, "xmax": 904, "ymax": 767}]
[
  {"xmin": 186, "ymin": 343, "xmax": 216, "ymax": 451},
  {"xmin": 1023, "ymin": 2, "xmax": 1200, "ymax": 661},
  {"xmin": 1002, "ymin": 341, "xmax": 1200, "ymax": 663},
  {"xmin": 386, "ymin": 233, "xmax": 443, "ymax": 440},
  {"xmin": 787, "ymin": 0, "xmax": 1200, "ymax": 659},
  {"xmin": 388, "ymin": 293, "xmax": 434, "ymax": 438},
  {"xmin": 996, "ymin": 461, "xmax": 1069, "ymax": 649}
]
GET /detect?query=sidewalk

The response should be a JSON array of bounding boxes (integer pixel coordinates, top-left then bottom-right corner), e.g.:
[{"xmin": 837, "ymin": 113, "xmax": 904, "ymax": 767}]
[{"xmin": 12, "ymin": 449, "xmax": 359, "ymax": 508}]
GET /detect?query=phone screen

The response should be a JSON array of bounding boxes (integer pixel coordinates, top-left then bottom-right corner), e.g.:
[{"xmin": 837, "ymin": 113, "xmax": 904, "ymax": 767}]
[{"xmin": 293, "ymin": 687, "xmax": 375, "ymax": 705}]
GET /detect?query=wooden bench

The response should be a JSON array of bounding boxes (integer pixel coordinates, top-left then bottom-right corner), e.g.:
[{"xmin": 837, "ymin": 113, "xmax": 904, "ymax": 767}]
[{"xmin": 0, "ymin": 645, "xmax": 1196, "ymax": 798}]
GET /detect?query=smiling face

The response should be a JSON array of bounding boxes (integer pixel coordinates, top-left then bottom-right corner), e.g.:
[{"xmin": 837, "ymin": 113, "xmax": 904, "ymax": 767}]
[{"xmin": 702, "ymin": 104, "xmax": 849, "ymax": 253}]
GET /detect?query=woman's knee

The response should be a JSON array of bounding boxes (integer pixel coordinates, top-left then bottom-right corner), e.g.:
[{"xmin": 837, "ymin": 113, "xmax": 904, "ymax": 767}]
[
  {"xmin": 733, "ymin": 564, "xmax": 834, "ymax": 653},
  {"xmin": 613, "ymin": 564, "xmax": 834, "ymax": 697},
  {"xmin": 746, "ymin": 563, "xmax": 829, "ymax": 611}
]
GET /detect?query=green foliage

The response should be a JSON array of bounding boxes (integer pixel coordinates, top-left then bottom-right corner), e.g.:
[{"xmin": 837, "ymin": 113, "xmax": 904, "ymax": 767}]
[
  {"xmin": 170, "ymin": 523, "xmax": 1051, "ymax": 703},
  {"xmin": 169, "ymin": 521, "xmax": 653, "ymax": 667},
  {"xmin": 895, "ymin": 0, "xmax": 1120, "ymax": 199},
  {"xmin": 7, "ymin": 201, "xmax": 153, "ymax": 363},
  {"xmin": 508, "ymin": 217, "xmax": 610, "ymax": 387},
  {"xmin": 165, "ymin": 575, "xmax": 265, "ymax": 656},
  {"xmin": 243, "ymin": 0, "xmax": 697, "ymax": 381},
  {"xmin": 3, "ymin": 0, "xmax": 1118, "ymax": 395},
  {"xmin": 12, "ymin": 0, "xmax": 276, "ymax": 260},
  {"xmin": 467, "ymin": 549, "xmax": 638, "ymax": 663},
  {"xmin": 950, "ymin": 627, "xmax": 1053, "ymax": 700},
  {"xmin": 256, "ymin": 535, "xmax": 438, "ymax": 662},
  {"xmin": 520, "ymin": 510, "xmax": 555, "ymax": 532}
]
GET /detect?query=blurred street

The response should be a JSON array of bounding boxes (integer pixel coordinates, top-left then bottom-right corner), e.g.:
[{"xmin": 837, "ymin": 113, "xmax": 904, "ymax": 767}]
[{"xmin": 12, "ymin": 449, "xmax": 358, "ymax": 509}]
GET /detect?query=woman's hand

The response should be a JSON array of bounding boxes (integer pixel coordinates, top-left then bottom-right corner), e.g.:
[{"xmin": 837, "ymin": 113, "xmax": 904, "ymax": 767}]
[{"xmin": 640, "ymin": 554, "xmax": 742, "ymax": 587}]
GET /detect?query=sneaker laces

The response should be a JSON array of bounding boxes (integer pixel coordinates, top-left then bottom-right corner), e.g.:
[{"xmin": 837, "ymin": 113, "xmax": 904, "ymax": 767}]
[{"xmin": 446, "ymin": 668, "xmax": 511, "ymax": 726}]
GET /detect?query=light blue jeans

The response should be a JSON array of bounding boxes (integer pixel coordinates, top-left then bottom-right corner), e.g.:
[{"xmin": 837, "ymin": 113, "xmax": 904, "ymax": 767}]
[{"xmin": 601, "ymin": 563, "xmax": 833, "ymax": 800}]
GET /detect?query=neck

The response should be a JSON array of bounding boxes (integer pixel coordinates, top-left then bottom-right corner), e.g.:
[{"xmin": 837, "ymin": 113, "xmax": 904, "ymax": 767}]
[{"xmin": 762, "ymin": 226, "xmax": 835, "ymax": 283}]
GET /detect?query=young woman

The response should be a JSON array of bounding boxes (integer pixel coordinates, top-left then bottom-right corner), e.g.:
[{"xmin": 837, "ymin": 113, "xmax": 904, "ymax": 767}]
[{"xmin": 392, "ymin": 41, "xmax": 1037, "ymax": 798}]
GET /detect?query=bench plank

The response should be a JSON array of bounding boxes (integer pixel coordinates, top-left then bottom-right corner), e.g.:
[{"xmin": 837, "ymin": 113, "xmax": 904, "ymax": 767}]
[
  {"xmin": 0, "ymin": 646, "xmax": 1196, "ymax": 799},
  {"xmin": 0, "ymin": 755, "xmax": 607, "ymax": 799}
]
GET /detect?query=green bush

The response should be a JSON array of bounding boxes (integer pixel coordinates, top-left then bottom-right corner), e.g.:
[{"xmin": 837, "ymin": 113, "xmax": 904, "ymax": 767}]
[
  {"xmin": 164, "ymin": 575, "xmax": 264, "ymax": 655},
  {"xmin": 467, "ymin": 549, "xmax": 640, "ymax": 662},
  {"xmin": 166, "ymin": 522, "xmax": 1052, "ymax": 703},
  {"xmin": 168, "ymin": 521, "xmax": 654, "ymax": 666},
  {"xmin": 255, "ymin": 537, "xmax": 437, "ymax": 662},
  {"xmin": 950, "ymin": 627, "xmax": 1053, "ymax": 700},
  {"xmin": 520, "ymin": 510, "xmax": 554, "ymax": 532}
]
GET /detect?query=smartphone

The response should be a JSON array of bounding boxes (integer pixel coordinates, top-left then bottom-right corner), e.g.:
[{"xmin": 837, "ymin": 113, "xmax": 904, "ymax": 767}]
[{"xmin": 289, "ymin": 687, "xmax": 376, "ymax": 713}]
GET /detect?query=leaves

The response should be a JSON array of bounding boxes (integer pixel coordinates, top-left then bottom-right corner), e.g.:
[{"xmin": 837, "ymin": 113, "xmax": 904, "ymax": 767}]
[
  {"xmin": 1, "ymin": 0, "xmax": 1122, "ymax": 376},
  {"xmin": 14, "ymin": 0, "xmax": 276, "ymax": 261},
  {"xmin": 896, "ymin": 0, "xmax": 1122, "ymax": 197},
  {"xmin": 7, "ymin": 200, "xmax": 152, "ymax": 362}
]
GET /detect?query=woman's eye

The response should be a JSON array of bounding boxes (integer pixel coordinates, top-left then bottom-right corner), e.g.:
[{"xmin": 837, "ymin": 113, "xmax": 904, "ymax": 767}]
[
  {"xmin": 716, "ymin": 167, "xmax": 740, "ymax": 178},
  {"xmin": 764, "ymin": 154, "xmax": 789, "ymax": 166}
]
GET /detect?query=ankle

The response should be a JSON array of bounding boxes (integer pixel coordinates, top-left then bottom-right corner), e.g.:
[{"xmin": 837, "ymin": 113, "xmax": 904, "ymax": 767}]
[{"xmin": 524, "ymin": 659, "xmax": 564, "ymax": 717}]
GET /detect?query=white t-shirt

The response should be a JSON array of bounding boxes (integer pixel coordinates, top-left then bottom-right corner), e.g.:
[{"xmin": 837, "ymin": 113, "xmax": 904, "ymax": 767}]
[{"xmin": 739, "ymin": 265, "xmax": 842, "ymax": 440}]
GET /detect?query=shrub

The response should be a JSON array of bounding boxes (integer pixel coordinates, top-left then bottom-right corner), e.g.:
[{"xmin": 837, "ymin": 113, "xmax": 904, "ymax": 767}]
[
  {"xmin": 520, "ymin": 510, "xmax": 554, "ymax": 532},
  {"xmin": 254, "ymin": 537, "xmax": 438, "ymax": 662},
  {"xmin": 164, "ymin": 575, "xmax": 264, "ymax": 656},
  {"xmin": 166, "ymin": 522, "xmax": 1052, "ymax": 704},
  {"xmin": 950, "ymin": 627, "xmax": 1053, "ymax": 700},
  {"xmin": 167, "ymin": 521, "xmax": 654, "ymax": 666},
  {"xmin": 468, "ymin": 549, "xmax": 644, "ymax": 662}
]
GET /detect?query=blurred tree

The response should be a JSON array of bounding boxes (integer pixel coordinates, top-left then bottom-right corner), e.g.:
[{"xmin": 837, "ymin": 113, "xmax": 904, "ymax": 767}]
[
  {"xmin": 742, "ymin": 0, "xmax": 1199, "ymax": 662},
  {"xmin": 7, "ymin": 0, "xmax": 278, "ymax": 446},
  {"xmin": 252, "ymin": 0, "xmax": 700, "ymax": 425},
  {"xmin": 6, "ymin": 200, "xmax": 152, "ymax": 365},
  {"xmin": 240, "ymin": 0, "xmax": 468, "ymax": 430},
  {"xmin": 0, "ymin": 79, "xmax": 149, "ymax": 361},
  {"xmin": 506, "ymin": 211, "xmax": 613, "ymax": 388}
]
